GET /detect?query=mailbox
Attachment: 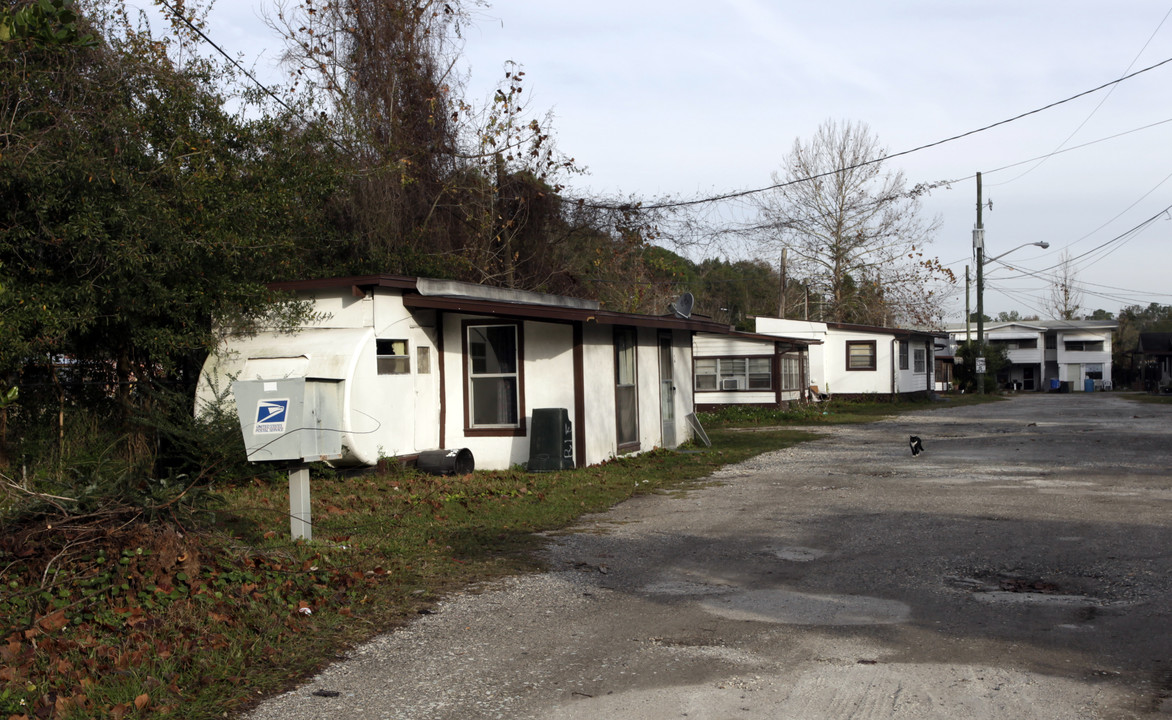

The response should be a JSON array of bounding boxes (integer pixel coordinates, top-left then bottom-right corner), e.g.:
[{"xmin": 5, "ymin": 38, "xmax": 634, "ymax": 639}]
[
  {"xmin": 230, "ymin": 377, "xmax": 345, "ymax": 542},
  {"xmin": 231, "ymin": 377, "xmax": 344, "ymax": 463}
]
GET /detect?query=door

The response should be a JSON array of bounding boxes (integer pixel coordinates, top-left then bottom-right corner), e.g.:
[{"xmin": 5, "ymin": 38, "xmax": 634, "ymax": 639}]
[
  {"xmin": 658, "ymin": 333, "xmax": 675, "ymax": 447},
  {"xmin": 1023, "ymin": 366, "xmax": 1035, "ymax": 391}
]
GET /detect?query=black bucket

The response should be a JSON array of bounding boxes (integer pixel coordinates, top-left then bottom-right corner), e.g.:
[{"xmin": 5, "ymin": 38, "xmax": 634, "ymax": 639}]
[{"xmin": 416, "ymin": 448, "xmax": 475, "ymax": 476}]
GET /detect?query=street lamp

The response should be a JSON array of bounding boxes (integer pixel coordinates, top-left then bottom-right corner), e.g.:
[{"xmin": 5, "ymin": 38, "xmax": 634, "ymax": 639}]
[{"xmin": 975, "ymin": 238, "xmax": 1050, "ymax": 393}]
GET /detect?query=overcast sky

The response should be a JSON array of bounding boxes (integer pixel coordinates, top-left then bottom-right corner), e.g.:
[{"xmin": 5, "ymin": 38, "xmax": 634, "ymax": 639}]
[{"xmin": 161, "ymin": 0, "xmax": 1172, "ymax": 321}]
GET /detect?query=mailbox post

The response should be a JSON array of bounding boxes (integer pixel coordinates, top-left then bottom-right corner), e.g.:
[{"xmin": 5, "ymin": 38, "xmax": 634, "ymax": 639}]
[{"xmin": 231, "ymin": 377, "xmax": 343, "ymax": 540}]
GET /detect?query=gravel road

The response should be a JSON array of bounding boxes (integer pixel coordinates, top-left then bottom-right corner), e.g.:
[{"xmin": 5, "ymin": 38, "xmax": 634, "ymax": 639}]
[{"xmin": 248, "ymin": 393, "xmax": 1172, "ymax": 719}]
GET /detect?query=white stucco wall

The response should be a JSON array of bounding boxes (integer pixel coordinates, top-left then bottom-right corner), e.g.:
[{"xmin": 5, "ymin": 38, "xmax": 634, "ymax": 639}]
[
  {"xmin": 439, "ymin": 315, "xmax": 577, "ymax": 470},
  {"xmin": 196, "ymin": 288, "xmax": 442, "ymax": 466}
]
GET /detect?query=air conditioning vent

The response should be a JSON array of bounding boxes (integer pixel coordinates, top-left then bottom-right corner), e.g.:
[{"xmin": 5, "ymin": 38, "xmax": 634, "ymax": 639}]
[{"xmin": 721, "ymin": 378, "xmax": 742, "ymax": 390}]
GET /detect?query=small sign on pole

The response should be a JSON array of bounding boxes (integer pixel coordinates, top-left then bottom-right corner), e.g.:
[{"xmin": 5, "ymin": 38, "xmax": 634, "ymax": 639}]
[{"xmin": 976, "ymin": 357, "xmax": 987, "ymax": 374}]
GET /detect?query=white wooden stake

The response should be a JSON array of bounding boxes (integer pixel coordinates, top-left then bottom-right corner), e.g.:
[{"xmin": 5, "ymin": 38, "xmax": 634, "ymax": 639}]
[{"xmin": 289, "ymin": 465, "xmax": 312, "ymax": 541}]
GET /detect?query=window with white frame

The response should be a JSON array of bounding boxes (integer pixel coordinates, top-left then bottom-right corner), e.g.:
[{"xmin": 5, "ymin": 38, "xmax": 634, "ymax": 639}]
[
  {"xmin": 376, "ymin": 339, "xmax": 410, "ymax": 374},
  {"xmin": 614, "ymin": 326, "xmax": 639, "ymax": 448},
  {"xmin": 898, "ymin": 341, "xmax": 909, "ymax": 370},
  {"xmin": 913, "ymin": 347, "xmax": 927, "ymax": 374},
  {"xmin": 780, "ymin": 354, "xmax": 802, "ymax": 390},
  {"xmin": 694, "ymin": 357, "xmax": 771, "ymax": 391},
  {"xmin": 466, "ymin": 324, "xmax": 520, "ymax": 428}
]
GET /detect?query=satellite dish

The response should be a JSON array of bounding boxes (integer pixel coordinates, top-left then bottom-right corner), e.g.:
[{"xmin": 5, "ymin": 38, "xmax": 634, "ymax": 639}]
[{"xmin": 669, "ymin": 292, "xmax": 694, "ymax": 319}]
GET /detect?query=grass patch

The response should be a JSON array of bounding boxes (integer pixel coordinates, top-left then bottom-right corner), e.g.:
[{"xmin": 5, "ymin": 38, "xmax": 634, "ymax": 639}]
[
  {"xmin": 697, "ymin": 392, "xmax": 1003, "ymax": 428},
  {"xmin": 1123, "ymin": 392, "xmax": 1172, "ymax": 405},
  {"xmin": 0, "ymin": 427, "xmax": 814, "ymax": 719}
]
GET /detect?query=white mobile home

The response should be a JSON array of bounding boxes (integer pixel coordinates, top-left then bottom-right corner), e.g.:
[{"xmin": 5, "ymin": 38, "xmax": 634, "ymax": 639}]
[
  {"xmin": 692, "ymin": 332, "xmax": 815, "ymax": 411},
  {"xmin": 754, "ymin": 318, "xmax": 937, "ymax": 400},
  {"xmin": 196, "ymin": 275, "xmax": 731, "ymax": 471}
]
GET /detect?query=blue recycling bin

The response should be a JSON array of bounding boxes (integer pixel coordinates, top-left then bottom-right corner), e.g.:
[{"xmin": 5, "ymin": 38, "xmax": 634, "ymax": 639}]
[
  {"xmin": 1049, "ymin": 379, "xmax": 1060, "ymax": 391},
  {"xmin": 1084, "ymin": 378, "xmax": 1095, "ymax": 393}
]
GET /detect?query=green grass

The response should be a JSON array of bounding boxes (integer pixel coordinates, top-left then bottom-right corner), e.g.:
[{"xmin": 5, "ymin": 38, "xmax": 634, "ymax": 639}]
[
  {"xmin": 697, "ymin": 392, "xmax": 1002, "ymax": 428},
  {"xmin": 0, "ymin": 426, "xmax": 816, "ymax": 719},
  {"xmin": 1124, "ymin": 392, "xmax": 1172, "ymax": 405}
]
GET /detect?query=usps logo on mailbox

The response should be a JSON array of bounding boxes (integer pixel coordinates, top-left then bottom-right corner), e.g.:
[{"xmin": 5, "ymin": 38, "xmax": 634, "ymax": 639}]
[{"xmin": 254, "ymin": 399, "xmax": 290, "ymax": 434}]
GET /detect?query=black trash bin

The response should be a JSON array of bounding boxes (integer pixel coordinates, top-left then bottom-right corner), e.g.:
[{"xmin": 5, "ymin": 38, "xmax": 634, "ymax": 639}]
[{"xmin": 417, "ymin": 448, "xmax": 475, "ymax": 475}]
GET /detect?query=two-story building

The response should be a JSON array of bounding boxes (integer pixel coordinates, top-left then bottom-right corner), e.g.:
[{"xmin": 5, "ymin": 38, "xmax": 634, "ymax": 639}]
[{"xmin": 946, "ymin": 320, "xmax": 1117, "ymax": 391}]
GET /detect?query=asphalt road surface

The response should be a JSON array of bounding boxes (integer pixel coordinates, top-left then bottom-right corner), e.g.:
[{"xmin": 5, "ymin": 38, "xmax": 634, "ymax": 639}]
[{"xmin": 249, "ymin": 393, "xmax": 1172, "ymax": 720}]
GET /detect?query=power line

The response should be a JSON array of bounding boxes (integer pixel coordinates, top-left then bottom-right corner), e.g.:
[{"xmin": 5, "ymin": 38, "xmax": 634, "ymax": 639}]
[
  {"xmin": 156, "ymin": 0, "xmax": 300, "ymax": 118},
  {"xmin": 154, "ymin": 0, "xmax": 351, "ymax": 154},
  {"xmin": 987, "ymin": 6, "xmax": 1172, "ymax": 187},
  {"xmin": 579, "ymin": 54, "xmax": 1172, "ymax": 211},
  {"xmin": 981, "ymin": 118, "xmax": 1172, "ymax": 176}
]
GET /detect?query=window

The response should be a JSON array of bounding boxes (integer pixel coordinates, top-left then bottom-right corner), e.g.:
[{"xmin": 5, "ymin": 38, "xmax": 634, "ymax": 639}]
[
  {"xmin": 377, "ymin": 339, "xmax": 409, "ymax": 375},
  {"xmin": 466, "ymin": 324, "xmax": 520, "ymax": 429},
  {"xmin": 913, "ymin": 347, "xmax": 927, "ymax": 374},
  {"xmin": 846, "ymin": 341, "xmax": 876, "ymax": 371},
  {"xmin": 615, "ymin": 327, "xmax": 639, "ymax": 448},
  {"xmin": 694, "ymin": 358, "xmax": 718, "ymax": 390},
  {"xmin": 416, "ymin": 346, "xmax": 431, "ymax": 374},
  {"xmin": 992, "ymin": 339, "xmax": 1038, "ymax": 350},
  {"xmin": 780, "ymin": 354, "xmax": 802, "ymax": 390},
  {"xmin": 693, "ymin": 357, "xmax": 772, "ymax": 391},
  {"xmin": 1064, "ymin": 340, "xmax": 1104, "ymax": 352},
  {"xmin": 1086, "ymin": 363, "xmax": 1103, "ymax": 380},
  {"xmin": 1045, "ymin": 335, "xmax": 1057, "ymax": 350},
  {"xmin": 898, "ymin": 341, "xmax": 909, "ymax": 370}
]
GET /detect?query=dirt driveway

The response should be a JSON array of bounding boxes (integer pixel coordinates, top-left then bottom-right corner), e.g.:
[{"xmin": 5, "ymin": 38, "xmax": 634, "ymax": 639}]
[{"xmin": 249, "ymin": 394, "xmax": 1172, "ymax": 719}]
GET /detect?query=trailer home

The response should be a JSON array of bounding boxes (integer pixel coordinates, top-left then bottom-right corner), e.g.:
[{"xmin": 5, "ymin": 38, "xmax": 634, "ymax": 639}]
[{"xmin": 196, "ymin": 275, "xmax": 732, "ymax": 471}]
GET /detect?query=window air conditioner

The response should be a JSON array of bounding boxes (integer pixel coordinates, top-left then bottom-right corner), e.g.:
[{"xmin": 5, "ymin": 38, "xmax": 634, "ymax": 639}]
[{"xmin": 721, "ymin": 378, "xmax": 742, "ymax": 390}]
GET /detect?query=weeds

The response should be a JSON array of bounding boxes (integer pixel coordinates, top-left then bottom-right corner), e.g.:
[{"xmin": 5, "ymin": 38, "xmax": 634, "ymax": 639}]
[{"xmin": 0, "ymin": 427, "xmax": 812, "ymax": 719}]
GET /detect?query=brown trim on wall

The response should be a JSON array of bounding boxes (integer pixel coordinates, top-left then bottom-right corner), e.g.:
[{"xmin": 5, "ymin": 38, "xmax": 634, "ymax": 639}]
[
  {"xmin": 461, "ymin": 319, "xmax": 526, "ymax": 437},
  {"xmin": 613, "ymin": 325, "xmax": 640, "ymax": 454},
  {"xmin": 404, "ymin": 293, "xmax": 730, "ymax": 333},
  {"xmin": 774, "ymin": 352, "xmax": 782, "ymax": 406},
  {"xmin": 437, "ymin": 312, "xmax": 446, "ymax": 449},
  {"xmin": 845, "ymin": 340, "xmax": 878, "ymax": 371},
  {"xmin": 573, "ymin": 323, "xmax": 586, "ymax": 468}
]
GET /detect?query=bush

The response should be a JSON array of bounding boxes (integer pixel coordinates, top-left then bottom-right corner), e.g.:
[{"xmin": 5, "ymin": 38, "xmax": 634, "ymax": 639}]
[{"xmin": 953, "ymin": 341, "xmax": 1009, "ymax": 393}]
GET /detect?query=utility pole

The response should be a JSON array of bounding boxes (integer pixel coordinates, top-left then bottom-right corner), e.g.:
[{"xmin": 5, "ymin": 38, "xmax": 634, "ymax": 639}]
[
  {"xmin": 975, "ymin": 172, "xmax": 986, "ymax": 395},
  {"xmin": 778, "ymin": 248, "xmax": 788, "ymax": 318},
  {"xmin": 965, "ymin": 265, "xmax": 971, "ymax": 343}
]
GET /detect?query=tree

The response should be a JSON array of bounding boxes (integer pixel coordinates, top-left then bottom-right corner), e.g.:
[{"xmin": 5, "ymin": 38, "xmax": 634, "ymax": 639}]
[
  {"xmin": 953, "ymin": 341, "xmax": 1009, "ymax": 394},
  {"xmin": 1048, "ymin": 250, "xmax": 1083, "ymax": 320},
  {"xmin": 269, "ymin": 1, "xmax": 581, "ymax": 287},
  {"xmin": 1113, "ymin": 303, "xmax": 1172, "ymax": 386},
  {"xmin": 0, "ymin": 0, "xmax": 332, "ymax": 469},
  {"xmin": 757, "ymin": 119, "xmax": 949, "ymax": 326}
]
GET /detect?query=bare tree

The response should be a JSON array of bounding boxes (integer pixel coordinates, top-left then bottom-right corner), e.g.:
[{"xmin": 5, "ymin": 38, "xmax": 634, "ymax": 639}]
[
  {"xmin": 756, "ymin": 119, "xmax": 950, "ymax": 326},
  {"xmin": 1048, "ymin": 250, "xmax": 1083, "ymax": 320}
]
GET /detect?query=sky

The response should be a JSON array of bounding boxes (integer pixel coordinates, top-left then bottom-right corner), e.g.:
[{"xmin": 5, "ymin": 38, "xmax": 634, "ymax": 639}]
[{"xmin": 141, "ymin": 0, "xmax": 1172, "ymax": 322}]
